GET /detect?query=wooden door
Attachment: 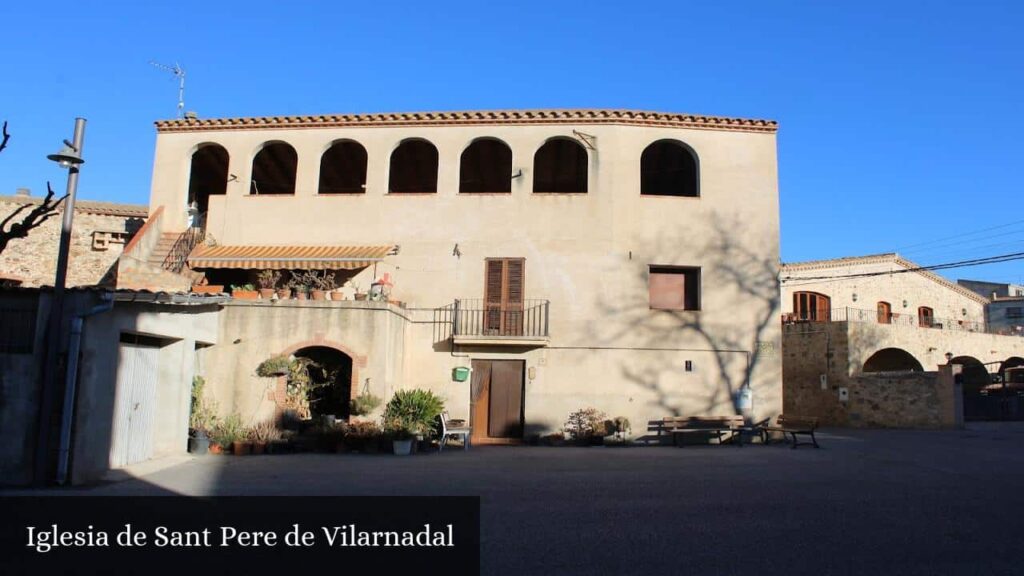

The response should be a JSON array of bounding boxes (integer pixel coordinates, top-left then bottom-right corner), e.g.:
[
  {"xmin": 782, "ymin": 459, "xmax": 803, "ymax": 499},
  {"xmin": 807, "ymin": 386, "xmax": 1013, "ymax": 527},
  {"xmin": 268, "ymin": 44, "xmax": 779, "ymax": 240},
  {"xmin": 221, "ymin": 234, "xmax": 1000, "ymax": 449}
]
[
  {"xmin": 484, "ymin": 258, "xmax": 524, "ymax": 335},
  {"xmin": 470, "ymin": 359, "xmax": 524, "ymax": 442}
]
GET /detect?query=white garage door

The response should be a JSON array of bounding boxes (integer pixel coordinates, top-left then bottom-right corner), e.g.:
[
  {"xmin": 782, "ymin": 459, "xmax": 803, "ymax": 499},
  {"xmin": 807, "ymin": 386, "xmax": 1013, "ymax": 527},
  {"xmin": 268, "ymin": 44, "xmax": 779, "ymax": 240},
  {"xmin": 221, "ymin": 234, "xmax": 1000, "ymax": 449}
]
[{"xmin": 110, "ymin": 341, "xmax": 159, "ymax": 468}]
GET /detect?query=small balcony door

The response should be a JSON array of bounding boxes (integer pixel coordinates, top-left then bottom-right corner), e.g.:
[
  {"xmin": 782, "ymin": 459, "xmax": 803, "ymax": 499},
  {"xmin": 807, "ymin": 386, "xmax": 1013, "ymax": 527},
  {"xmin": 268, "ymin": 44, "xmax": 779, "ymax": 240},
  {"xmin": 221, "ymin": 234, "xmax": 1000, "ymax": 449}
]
[
  {"xmin": 918, "ymin": 306, "xmax": 934, "ymax": 327},
  {"xmin": 484, "ymin": 258, "xmax": 525, "ymax": 335},
  {"xmin": 877, "ymin": 301, "xmax": 892, "ymax": 324},
  {"xmin": 793, "ymin": 291, "xmax": 830, "ymax": 322}
]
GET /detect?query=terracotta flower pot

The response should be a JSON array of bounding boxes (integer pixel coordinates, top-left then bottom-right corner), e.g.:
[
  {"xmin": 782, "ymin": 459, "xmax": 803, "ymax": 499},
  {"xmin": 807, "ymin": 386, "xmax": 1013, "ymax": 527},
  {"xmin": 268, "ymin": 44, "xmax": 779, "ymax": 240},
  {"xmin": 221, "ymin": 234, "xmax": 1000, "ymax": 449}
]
[
  {"xmin": 232, "ymin": 290, "xmax": 259, "ymax": 301},
  {"xmin": 209, "ymin": 444, "xmax": 224, "ymax": 455},
  {"xmin": 354, "ymin": 293, "xmax": 367, "ymax": 301},
  {"xmin": 259, "ymin": 288, "xmax": 276, "ymax": 299},
  {"xmin": 277, "ymin": 288, "xmax": 292, "ymax": 300},
  {"xmin": 311, "ymin": 290, "xmax": 327, "ymax": 301},
  {"xmin": 295, "ymin": 292, "xmax": 308, "ymax": 301},
  {"xmin": 191, "ymin": 285, "xmax": 225, "ymax": 294},
  {"xmin": 232, "ymin": 441, "xmax": 252, "ymax": 455}
]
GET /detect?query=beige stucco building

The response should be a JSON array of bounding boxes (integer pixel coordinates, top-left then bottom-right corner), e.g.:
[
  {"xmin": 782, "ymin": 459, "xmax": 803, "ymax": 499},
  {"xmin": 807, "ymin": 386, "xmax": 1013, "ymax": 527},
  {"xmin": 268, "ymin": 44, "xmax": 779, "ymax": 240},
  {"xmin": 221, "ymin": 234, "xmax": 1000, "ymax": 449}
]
[
  {"xmin": 780, "ymin": 253, "xmax": 1024, "ymax": 425},
  {"xmin": 135, "ymin": 109, "xmax": 783, "ymax": 441}
]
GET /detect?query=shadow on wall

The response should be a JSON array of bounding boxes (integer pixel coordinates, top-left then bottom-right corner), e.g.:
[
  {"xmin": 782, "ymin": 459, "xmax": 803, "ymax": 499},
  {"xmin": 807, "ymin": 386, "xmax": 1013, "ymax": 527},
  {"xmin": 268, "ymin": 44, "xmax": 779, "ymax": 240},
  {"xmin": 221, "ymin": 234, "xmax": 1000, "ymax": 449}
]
[{"xmin": 589, "ymin": 215, "xmax": 781, "ymax": 422}]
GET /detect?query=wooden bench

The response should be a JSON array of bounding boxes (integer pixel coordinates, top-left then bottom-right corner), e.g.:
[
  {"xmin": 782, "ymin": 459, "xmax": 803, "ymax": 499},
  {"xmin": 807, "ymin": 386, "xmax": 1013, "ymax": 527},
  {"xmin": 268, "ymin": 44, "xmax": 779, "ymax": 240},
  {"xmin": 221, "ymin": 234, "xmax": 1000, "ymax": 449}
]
[
  {"xmin": 760, "ymin": 415, "xmax": 819, "ymax": 449},
  {"xmin": 659, "ymin": 416, "xmax": 747, "ymax": 447}
]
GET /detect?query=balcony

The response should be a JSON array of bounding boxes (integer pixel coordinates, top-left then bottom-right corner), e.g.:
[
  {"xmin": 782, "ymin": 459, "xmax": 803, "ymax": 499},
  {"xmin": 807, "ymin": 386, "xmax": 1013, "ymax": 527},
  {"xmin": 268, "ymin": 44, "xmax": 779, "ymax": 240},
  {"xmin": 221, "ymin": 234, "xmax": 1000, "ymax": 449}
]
[
  {"xmin": 782, "ymin": 307, "xmax": 994, "ymax": 334},
  {"xmin": 437, "ymin": 299, "xmax": 550, "ymax": 346}
]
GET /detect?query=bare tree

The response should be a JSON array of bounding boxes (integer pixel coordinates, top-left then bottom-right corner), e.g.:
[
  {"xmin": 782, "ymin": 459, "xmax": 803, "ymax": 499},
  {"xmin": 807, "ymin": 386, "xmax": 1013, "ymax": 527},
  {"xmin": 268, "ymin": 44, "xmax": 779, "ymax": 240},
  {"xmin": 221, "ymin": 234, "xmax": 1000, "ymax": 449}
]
[{"xmin": 0, "ymin": 121, "xmax": 68, "ymax": 255}]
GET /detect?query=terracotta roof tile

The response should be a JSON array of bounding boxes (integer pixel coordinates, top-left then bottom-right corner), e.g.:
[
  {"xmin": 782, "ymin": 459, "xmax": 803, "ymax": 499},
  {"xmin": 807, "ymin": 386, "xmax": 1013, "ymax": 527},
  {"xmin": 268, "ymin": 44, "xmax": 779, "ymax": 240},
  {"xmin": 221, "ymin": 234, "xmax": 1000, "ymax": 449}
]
[
  {"xmin": 155, "ymin": 109, "xmax": 778, "ymax": 134},
  {"xmin": 0, "ymin": 195, "xmax": 148, "ymax": 218}
]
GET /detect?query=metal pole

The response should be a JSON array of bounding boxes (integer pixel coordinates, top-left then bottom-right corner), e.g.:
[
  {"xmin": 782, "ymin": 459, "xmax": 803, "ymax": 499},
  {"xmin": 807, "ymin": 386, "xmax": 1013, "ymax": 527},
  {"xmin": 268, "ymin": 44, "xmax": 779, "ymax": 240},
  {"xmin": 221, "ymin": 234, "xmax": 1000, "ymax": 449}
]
[{"xmin": 34, "ymin": 118, "xmax": 86, "ymax": 486}]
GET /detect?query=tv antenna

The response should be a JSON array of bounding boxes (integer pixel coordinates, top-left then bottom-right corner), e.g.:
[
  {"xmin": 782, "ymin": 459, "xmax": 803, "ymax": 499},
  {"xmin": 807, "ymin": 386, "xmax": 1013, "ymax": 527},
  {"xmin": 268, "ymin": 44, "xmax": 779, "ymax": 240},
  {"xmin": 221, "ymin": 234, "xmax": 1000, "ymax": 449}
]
[{"xmin": 149, "ymin": 61, "xmax": 186, "ymax": 118}]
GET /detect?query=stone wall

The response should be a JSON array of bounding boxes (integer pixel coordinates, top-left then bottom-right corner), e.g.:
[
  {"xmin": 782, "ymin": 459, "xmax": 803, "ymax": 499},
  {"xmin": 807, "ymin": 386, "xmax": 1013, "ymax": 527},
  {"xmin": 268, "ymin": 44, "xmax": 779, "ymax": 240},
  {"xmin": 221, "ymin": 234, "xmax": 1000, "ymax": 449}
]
[
  {"xmin": 0, "ymin": 196, "xmax": 146, "ymax": 287},
  {"xmin": 783, "ymin": 322, "xmax": 961, "ymax": 428}
]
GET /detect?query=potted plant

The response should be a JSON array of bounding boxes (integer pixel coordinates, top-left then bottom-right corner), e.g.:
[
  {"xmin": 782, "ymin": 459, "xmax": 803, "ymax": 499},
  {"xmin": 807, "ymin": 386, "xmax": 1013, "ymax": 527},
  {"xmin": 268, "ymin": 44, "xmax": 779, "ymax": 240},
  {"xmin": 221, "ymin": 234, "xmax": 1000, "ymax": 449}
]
[
  {"xmin": 191, "ymin": 284, "xmax": 225, "ymax": 295},
  {"xmin": 350, "ymin": 390, "xmax": 383, "ymax": 418},
  {"xmin": 248, "ymin": 420, "xmax": 277, "ymax": 455},
  {"xmin": 288, "ymin": 271, "xmax": 311, "ymax": 300},
  {"xmin": 385, "ymin": 418, "xmax": 416, "ymax": 456},
  {"xmin": 188, "ymin": 375, "xmax": 218, "ymax": 454},
  {"xmin": 230, "ymin": 283, "xmax": 259, "ymax": 300},
  {"xmin": 344, "ymin": 421, "xmax": 381, "ymax": 453},
  {"xmin": 382, "ymin": 389, "xmax": 444, "ymax": 453},
  {"xmin": 310, "ymin": 270, "xmax": 337, "ymax": 301},
  {"xmin": 256, "ymin": 270, "xmax": 282, "ymax": 299},
  {"xmin": 256, "ymin": 355, "xmax": 292, "ymax": 378},
  {"xmin": 216, "ymin": 413, "xmax": 245, "ymax": 454}
]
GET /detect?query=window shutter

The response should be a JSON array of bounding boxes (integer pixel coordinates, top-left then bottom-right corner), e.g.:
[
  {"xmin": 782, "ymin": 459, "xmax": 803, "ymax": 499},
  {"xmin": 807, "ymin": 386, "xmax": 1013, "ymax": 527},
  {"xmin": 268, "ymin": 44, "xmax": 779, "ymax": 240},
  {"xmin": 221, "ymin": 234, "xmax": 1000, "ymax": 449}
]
[
  {"xmin": 484, "ymin": 260, "xmax": 505, "ymax": 333},
  {"xmin": 649, "ymin": 271, "xmax": 686, "ymax": 310}
]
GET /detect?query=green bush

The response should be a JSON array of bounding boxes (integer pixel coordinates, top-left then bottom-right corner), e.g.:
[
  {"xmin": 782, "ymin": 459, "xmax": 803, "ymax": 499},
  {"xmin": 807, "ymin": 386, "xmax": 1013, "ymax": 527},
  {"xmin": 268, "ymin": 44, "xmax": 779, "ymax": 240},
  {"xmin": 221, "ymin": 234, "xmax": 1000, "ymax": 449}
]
[
  {"xmin": 382, "ymin": 389, "xmax": 445, "ymax": 438},
  {"xmin": 255, "ymin": 356, "xmax": 292, "ymax": 377},
  {"xmin": 350, "ymin": 391, "xmax": 383, "ymax": 416},
  {"xmin": 213, "ymin": 413, "xmax": 244, "ymax": 448}
]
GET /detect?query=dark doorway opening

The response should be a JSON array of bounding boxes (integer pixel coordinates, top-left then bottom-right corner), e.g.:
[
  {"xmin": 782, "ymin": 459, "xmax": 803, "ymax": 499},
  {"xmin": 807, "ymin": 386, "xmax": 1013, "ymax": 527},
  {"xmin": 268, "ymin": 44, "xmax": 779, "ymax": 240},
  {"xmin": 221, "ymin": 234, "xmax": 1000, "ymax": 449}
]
[
  {"xmin": 188, "ymin": 144, "xmax": 228, "ymax": 216},
  {"xmin": 293, "ymin": 346, "xmax": 353, "ymax": 421}
]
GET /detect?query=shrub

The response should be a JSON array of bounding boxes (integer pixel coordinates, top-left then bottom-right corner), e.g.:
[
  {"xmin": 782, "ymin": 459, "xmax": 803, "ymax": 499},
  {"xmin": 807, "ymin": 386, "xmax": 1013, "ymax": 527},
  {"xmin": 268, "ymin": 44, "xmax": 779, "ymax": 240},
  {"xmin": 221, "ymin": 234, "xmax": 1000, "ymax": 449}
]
[
  {"xmin": 382, "ymin": 389, "xmax": 445, "ymax": 438},
  {"xmin": 563, "ymin": 408, "xmax": 607, "ymax": 440},
  {"xmin": 256, "ymin": 270, "xmax": 282, "ymax": 289},
  {"xmin": 213, "ymin": 413, "xmax": 244, "ymax": 448},
  {"xmin": 189, "ymin": 376, "xmax": 218, "ymax": 435},
  {"xmin": 350, "ymin": 391, "xmax": 383, "ymax": 416},
  {"xmin": 255, "ymin": 356, "xmax": 292, "ymax": 377},
  {"xmin": 248, "ymin": 420, "xmax": 280, "ymax": 443}
]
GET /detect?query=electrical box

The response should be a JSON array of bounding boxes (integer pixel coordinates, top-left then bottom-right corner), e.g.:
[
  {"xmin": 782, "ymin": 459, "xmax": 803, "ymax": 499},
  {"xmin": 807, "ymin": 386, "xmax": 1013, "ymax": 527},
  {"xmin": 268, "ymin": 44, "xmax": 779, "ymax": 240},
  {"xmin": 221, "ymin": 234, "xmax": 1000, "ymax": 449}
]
[
  {"xmin": 820, "ymin": 374, "xmax": 828, "ymax": 390},
  {"xmin": 838, "ymin": 387, "xmax": 849, "ymax": 403}
]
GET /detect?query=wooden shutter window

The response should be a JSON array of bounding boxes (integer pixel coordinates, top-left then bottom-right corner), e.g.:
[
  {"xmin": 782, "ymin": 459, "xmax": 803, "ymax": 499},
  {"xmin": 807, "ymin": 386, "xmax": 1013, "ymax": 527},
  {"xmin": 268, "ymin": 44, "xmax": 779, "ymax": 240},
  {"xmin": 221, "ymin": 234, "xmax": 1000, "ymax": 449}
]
[{"xmin": 484, "ymin": 258, "xmax": 526, "ymax": 335}]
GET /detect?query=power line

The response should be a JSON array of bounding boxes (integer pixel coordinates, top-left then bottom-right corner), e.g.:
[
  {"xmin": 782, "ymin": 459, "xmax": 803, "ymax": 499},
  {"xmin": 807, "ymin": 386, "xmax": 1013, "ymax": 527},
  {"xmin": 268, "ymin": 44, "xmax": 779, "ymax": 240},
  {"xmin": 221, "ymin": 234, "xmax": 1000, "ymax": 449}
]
[
  {"xmin": 780, "ymin": 250, "xmax": 1024, "ymax": 286},
  {"xmin": 895, "ymin": 217, "xmax": 1024, "ymax": 252}
]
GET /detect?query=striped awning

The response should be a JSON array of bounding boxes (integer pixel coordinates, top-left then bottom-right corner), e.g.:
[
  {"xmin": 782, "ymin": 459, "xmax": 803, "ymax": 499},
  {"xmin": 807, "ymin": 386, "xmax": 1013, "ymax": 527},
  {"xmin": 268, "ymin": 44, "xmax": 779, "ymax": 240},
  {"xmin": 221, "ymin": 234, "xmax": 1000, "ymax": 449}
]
[{"xmin": 187, "ymin": 245, "xmax": 393, "ymax": 270}]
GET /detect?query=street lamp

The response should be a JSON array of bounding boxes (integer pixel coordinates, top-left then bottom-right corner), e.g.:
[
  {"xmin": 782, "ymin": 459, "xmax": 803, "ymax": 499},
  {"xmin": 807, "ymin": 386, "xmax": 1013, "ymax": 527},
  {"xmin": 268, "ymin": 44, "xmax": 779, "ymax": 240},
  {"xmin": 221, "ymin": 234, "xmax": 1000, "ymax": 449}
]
[{"xmin": 34, "ymin": 118, "xmax": 86, "ymax": 486}]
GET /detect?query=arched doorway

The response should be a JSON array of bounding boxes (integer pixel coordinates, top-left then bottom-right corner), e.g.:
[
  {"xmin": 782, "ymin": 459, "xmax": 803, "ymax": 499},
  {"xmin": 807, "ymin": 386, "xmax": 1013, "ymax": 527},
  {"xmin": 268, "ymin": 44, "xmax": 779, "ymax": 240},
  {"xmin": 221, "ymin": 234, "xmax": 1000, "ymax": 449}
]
[
  {"xmin": 968, "ymin": 356, "xmax": 1024, "ymax": 421},
  {"xmin": 291, "ymin": 346, "xmax": 353, "ymax": 421},
  {"xmin": 187, "ymin": 144, "xmax": 228, "ymax": 219},
  {"xmin": 863, "ymin": 348, "xmax": 923, "ymax": 372}
]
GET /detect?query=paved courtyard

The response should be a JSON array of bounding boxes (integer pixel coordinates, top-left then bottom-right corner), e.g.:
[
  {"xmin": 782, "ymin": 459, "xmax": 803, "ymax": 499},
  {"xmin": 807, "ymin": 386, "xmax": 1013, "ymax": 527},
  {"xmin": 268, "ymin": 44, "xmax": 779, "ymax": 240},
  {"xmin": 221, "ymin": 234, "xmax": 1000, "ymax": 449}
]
[{"xmin": 17, "ymin": 425, "xmax": 1024, "ymax": 575}]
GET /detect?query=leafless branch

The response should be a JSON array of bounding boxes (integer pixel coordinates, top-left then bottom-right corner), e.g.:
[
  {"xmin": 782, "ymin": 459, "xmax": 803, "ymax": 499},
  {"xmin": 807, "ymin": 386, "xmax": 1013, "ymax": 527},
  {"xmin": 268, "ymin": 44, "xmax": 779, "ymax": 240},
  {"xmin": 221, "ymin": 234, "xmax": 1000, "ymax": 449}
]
[
  {"xmin": 0, "ymin": 181, "xmax": 68, "ymax": 255},
  {"xmin": 0, "ymin": 121, "xmax": 9, "ymax": 154}
]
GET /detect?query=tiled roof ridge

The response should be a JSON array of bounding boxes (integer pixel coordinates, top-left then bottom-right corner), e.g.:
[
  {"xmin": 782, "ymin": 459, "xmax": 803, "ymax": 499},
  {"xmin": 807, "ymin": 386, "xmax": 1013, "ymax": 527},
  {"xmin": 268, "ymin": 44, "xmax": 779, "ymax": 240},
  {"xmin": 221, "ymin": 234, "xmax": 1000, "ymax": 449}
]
[
  {"xmin": 782, "ymin": 253, "xmax": 989, "ymax": 305},
  {"xmin": 0, "ymin": 194, "xmax": 148, "ymax": 218},
  {"xmin": 155, "ymin": 109, "xmax": 778, "ymax": 134}
]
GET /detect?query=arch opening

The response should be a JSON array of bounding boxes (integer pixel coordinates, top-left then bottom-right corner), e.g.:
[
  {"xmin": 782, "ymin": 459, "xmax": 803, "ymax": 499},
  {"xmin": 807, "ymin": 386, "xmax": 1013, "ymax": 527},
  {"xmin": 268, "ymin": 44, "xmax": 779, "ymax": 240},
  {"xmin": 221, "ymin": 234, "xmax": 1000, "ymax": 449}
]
[
  {"xmin": 640, "ymin": 140, "xmax": 698, "ymax": 197},
  {"xmin": 187, "ymin": 144, "xmax": 228, "ymax": 216},
  {"xmin": 319, "ymin": 140, "xmax": 367, "ymax": 194},
  {"xmin": 460, "ymin": 138, "xmax": 512, "ymax": 193},
  {"xmin": 291, "ymin": 346, "xmax": 353, "ymax": 421},
  {"xmin": 389, "ymin": 139, "xmax": 438, "ymax": 193},
  {"xmin": 863, "ymin": 348, "xmax": 923, "ymax": 372},
  {"xmin": 533, "ymin": 137, "xmax": 587, "ymax": 193},
  {"xmin": 250, "ymin": 142, "xmax": 297, "ymax": 195}
]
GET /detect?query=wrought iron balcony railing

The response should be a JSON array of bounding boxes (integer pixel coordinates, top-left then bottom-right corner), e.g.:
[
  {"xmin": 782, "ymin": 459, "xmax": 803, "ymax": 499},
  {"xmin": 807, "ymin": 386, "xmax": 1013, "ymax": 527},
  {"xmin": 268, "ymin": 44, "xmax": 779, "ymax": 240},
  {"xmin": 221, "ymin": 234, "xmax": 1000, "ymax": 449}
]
[{"xmin": 441, "ymin": 299, "xmax": 550, "ymax": 338}]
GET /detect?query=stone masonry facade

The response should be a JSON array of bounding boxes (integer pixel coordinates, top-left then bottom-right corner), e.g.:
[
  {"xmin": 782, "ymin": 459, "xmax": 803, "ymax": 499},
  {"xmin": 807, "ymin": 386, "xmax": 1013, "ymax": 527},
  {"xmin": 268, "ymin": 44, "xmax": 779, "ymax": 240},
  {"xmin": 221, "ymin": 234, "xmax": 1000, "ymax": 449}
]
[{"xmin": 0, "ymin": 194, "xmax": 147, "ymax": 287}]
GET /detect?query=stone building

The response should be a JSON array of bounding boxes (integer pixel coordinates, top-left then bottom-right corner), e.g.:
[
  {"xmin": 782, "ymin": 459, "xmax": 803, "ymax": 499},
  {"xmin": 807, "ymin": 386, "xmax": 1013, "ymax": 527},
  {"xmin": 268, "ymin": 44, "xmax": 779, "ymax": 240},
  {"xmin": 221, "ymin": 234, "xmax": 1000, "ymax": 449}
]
[
  {"xmin": 780, "ymin": 253, "xmax": 1024, "ymax": 425},
  {"xmin": 0, "ymin": 189, "xmax": 147, "ymax": 287},
  {"xmin": 958, "ymin": 279, "xmax": 1024, "ymax": 336},
  {"xmin": 127, "ymin": 108, "xmax": 784, "ymax": 442}
]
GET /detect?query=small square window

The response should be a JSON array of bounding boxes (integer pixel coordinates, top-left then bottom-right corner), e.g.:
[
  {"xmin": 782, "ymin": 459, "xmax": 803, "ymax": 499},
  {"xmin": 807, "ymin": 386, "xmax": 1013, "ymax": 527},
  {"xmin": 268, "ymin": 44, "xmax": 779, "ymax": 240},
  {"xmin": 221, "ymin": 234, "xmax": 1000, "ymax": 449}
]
[{"xmin": 649, "ymin": 266, "xmax": 700, "ymax": 311}]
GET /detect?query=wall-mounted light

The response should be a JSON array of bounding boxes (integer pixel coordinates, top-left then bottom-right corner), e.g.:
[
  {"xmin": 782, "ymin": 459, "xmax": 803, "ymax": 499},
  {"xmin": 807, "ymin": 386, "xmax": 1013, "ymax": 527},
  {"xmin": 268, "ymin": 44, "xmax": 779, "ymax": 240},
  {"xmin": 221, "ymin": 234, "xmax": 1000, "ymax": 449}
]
[
  {"xmin": 945, "ymin": 352, "xmax": 953, "ymax": 363},
  {"xmin": 962, "ymin": 308, "xmax": 967, "ymax": 316},
  {"xmin": 851, "ymin": 293, "xmax": 858, "ymax": 302},
  {"xmin": 902, "ymin": 300, "xmax": 908, "ymax": 308}
]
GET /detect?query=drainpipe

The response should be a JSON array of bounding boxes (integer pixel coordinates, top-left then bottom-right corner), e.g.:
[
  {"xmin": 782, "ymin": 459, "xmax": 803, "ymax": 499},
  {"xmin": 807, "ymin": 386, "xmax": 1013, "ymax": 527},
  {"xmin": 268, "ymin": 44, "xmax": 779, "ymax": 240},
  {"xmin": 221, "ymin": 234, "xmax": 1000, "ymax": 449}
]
[{"xmin": 56, "ymin": 293, "xmax": 114, "ymax": 485}]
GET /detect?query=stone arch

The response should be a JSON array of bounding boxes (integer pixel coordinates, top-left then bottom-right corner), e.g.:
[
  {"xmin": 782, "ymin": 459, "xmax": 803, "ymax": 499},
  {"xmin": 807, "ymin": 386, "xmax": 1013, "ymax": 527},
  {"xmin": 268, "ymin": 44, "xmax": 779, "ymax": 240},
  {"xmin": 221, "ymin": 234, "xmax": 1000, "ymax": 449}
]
[
  {"xmin": 863, "ymin": 348, "xmax": 924, "ymax": 372},
  {"xmin": 273, "ymin": 339, "xmax": 369, "ymax": 421},
  {"xmin": 950, "ymin": 356, "xmax": 989, "ymax": 390},
  {"xmin": 1000, "ymin": 356, "xmax": 1024, "ymax": 383}
]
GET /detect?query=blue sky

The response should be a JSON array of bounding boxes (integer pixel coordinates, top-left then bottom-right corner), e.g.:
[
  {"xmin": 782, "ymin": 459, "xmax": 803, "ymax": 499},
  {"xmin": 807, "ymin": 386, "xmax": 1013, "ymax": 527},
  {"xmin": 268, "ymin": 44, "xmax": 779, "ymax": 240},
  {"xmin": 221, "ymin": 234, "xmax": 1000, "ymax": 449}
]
[{"xmin": 1, "ymin": 1, "xmax": 1021, "ymax": 283}]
